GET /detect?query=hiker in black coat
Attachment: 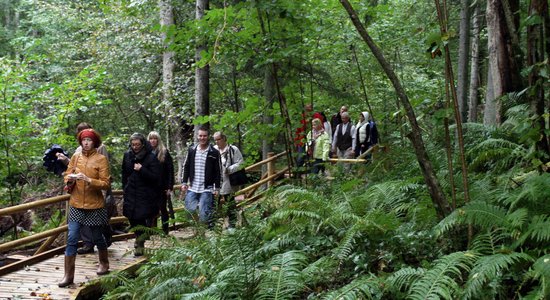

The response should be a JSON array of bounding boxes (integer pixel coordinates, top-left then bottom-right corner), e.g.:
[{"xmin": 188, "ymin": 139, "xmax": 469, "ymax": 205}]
[{"xmin": 121, "ymin": 133, "xmax": 160, "ymax": 256}]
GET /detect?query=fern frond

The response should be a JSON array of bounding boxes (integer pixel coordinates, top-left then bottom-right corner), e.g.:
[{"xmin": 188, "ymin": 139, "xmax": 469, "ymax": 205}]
[
  {"xmin": 334, "ymin": 221, "xmax": 363, "ymax": 260},
  {"xmin": 468, "ymin": 138, "xmax": 526, "ymax": 171},
  {"xmin": 469, "ymin": 228, "xmax": 511, "ymax": 254},
  {"xmin": 523, "ymin": 254, "xmax": 550, "ymax": 299},
  {"xmin": 462, "ymin": 252, "xmax": 534, "ymax": 299},
  {"xmin": 434, "ymin": 202, "xmax": 510, "ymax": 237},
  {"xmin": 302, "ymin": 256, "xmax": 340, "ymax": 287},
  {"xmin": 386, "ymin": 267, "xmax": 425, "ymax": 293},
  {"xmin": 408, "ymin": 251, "xmax": 478, "ymax": 300},
  {"xmin": 321, "ymin": 275, "xmax": 382, "ymax": 300},
  {"xmin": 255, "ymin": 250, "xmax": 308, "ymax": 300}
]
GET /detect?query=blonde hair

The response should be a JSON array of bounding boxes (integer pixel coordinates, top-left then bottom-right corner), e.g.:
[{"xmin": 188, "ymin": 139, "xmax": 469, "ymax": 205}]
[
  {"xmin": 147, "ymin": 131, "xmax": 167, "ymax": 162},
  {"xmin": 312, "ymin": 118, "xmax": 322, "ymax": 127}
]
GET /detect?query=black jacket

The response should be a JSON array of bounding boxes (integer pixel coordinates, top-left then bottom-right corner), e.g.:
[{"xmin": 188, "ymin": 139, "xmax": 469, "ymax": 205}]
[
  {"xmin": 158, "ymin": 150, "xmax": 175, "ymax": 191},
  {"xmin": 182, "ymin": 144, "xmax": 221, "ymax": 190},
  {"xmin": 122, "ymin": 144, "xmax": 160, "ymax": 220}
]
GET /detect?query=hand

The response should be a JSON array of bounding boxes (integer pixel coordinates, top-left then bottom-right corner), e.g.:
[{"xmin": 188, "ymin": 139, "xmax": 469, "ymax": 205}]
[
  {"xmin": 134, "ymin": 163, "xmax": 142, "ymax": 171},
  {"xmin": 56, "ymin": 152, "xmax": 69, "ymax": 161},
  {"xmin": 166, "ymin": 189, "xmax": 172, "ymax": 196},
  {"xmin": 213, "ymin": 190, "xmax": 219, "ymax": 197},
  {"xmin": 71, "ymin": 173, "xmax": 91, "ymax": 183},
  {"xmin": 181, "ymin": 184, "xmax": 188, "ymax": 192}
]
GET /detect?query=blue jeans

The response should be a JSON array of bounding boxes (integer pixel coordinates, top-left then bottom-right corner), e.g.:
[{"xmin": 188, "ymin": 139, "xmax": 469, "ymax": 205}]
[
  {"xmin": 185, "ymin": 190, "xmax": 214, "ymax": 227},
  {"xmin": 66, "ymin": 221, "xmax": 107, "ymax": 256}
]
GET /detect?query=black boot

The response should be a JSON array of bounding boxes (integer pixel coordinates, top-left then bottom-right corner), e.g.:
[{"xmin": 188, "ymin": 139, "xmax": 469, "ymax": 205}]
[{"xmin": 134, "ymin": 240, "xmax": 145, "ymax": 257}]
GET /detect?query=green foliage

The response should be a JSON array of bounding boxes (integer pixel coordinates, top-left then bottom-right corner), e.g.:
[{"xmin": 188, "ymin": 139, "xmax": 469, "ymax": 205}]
[{"xmin": 407, "ymin": 251, "xmax": 477, "ymax": 300}]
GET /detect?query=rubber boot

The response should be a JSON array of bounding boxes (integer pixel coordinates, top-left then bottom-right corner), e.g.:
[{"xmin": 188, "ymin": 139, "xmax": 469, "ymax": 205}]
[
  {"xmin": 96, "ymin": 249, "xmax": 110, "ymax": 275},
  {"xmin": 134, "ymin": 240, "xmax": 144, "ymax": 257},
  {"xmin": 58, "ymin": 255, "xmax": 76, "ymax": 287}
]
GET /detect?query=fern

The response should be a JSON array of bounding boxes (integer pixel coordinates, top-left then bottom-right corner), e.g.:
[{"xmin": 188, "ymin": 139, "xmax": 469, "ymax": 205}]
[
  {"xmin": 386, "ymin": 267, "xmax": 425, "ymax": 293},
  {"xmin": 434, "ymin": 202, "xmax": 510, "ymax": 237},
  {"xmin": 302, "ymin": 256, "xmax": 340, "ymax": 287},
  {"xmin": 255, "ymin": 250, "xmax": 308, "ymax": 300},
  {"xmin": 408, "ymin": 251, "xmax": 478, "ymax": 300},
  {"xmin": 462, "ymin": 252, "xmax": 534, "ymax": 299},
  {"xmin": 468, "ymin": 138, "xmax": 526, "ymax": 172},
  {"xmin": 469, "ymin": 228, "xmax": 510, "ymax": 255},
  {"xmin": 523, "ymin": 254, "xmax": 550, "ymax": 299},
  {"xmin": 321, "ymin": 275, "xmax": 382, "ymax": 300}
]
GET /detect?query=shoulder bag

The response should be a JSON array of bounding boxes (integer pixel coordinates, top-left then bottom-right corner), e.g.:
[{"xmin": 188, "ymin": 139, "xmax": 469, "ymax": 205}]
[{"xmin": 227, "ymin": 145, "xmax": 248, "ymax": 186}]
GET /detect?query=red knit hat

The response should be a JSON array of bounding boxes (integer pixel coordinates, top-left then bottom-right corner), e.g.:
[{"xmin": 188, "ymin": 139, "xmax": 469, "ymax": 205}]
[{"xmin": 78, "ymin": 128, "xmax": 102, "ymax": 147}]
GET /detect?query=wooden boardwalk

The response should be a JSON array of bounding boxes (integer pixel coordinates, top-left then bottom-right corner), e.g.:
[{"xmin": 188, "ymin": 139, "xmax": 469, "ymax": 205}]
[{"xmin": 0, "ymin": 228, "xmax": 195, "ymax": 300}]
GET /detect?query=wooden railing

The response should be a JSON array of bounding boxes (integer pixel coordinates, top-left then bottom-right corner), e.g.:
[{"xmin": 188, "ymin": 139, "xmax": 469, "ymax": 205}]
[{"xmin": 0, "ymin": 151, "xmax": 289, "ymax": 275}]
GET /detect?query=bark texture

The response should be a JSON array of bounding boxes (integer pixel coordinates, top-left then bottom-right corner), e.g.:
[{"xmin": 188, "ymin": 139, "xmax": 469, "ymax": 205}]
[{"xmin": 195, "ymin": 0, "xmax": 210, "ymax": 139}]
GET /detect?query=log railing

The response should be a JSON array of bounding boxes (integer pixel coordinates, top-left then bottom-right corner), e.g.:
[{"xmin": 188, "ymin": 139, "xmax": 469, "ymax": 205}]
[{"xmin": 0, "ymin": 151, "xmax": 289, "ymax": 274}]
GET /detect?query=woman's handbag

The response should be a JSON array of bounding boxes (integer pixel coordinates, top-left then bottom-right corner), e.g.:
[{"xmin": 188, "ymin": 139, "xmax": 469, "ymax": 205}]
[
  {"xmin": 228, "ymin": 145, "xmax": 248, "ymax": 186},
  {"xmin": 229, "ymin": 169, "xmax": 248, "ymax": 186}
]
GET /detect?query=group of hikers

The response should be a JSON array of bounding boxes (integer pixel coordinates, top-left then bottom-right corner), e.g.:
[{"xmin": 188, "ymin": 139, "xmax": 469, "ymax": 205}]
[
  {"xmin": 295, "ymin": 104, "xmax": 379, "ymax": 174},
  {"xmin": 54, "ymin": 123, "xmax": 243, "ymax": 288},
  {"xmin": 50, "ymin": 102, "xmax": 377, "ymax": 287}
]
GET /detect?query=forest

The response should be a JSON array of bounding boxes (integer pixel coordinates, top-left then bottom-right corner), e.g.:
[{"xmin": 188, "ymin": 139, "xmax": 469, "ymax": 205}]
[{"xmin": 1, "ymin": 0, "xmax": 549, "ymax": 299}]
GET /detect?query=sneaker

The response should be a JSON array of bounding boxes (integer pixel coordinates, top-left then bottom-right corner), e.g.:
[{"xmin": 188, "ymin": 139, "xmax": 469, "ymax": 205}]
[{"xmin": 77, "ymin": 245, "xmax": 94, "ymax": 255}]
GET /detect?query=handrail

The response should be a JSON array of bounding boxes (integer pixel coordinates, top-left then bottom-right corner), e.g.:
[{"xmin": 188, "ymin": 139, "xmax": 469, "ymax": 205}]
[
  {"xmin": 0, "ymin": 151, "xmax": 288, "ymax": 254},
  {"xmin": 245, "ymin": 151, "xmax": 287, "ymax": 171},
  {"xmin": 236, "ymin": 167, "xmax": 289, "ymax": 196},
  {"xmin": 0, "ymin": 195, "xmax": 69, "ymax": 216}
]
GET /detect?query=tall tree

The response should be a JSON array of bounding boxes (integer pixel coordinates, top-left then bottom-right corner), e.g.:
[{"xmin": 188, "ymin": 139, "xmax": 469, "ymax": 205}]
[
  {"xmin": 340, "ymin": 0, "xmax": 451, "ymax": 219},
  {"xmin": 195, "ymin": 0, "xmax": 210, "ymax": 138},
  {"xmin": 159, "ymin": 0, "xmax": 186, "ymax": 176},
  {"xmin": 457, "ymin": 0, "xmax": 470, "ymax": 122},
  {"xmin": 484, "ymin": 0, "xmax": 523, "ymax": 125},
  {"xmin": 527, "ymin": 0, "xmax": 550, "ymax": 157},
  {"xmin": 467, "ymin": 3, "xmax": 481, "ymax": 123}
]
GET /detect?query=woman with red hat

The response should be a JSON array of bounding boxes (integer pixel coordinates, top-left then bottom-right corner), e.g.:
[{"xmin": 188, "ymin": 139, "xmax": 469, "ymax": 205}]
[{"xmin": 58, "ymin": 128, "xmax": 111, "ymax": 287}]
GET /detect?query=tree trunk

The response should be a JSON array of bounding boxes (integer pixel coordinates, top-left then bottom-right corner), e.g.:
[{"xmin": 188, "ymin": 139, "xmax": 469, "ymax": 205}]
[
  {"xmin": 467, "ymin": 3, "xmax": 481, "ymax": 123},
  {"xmin": 195, "ymin": 0, "xmax": 210, "ymax": 139},
  {"xmin": 457, "ymin": 0, "xmax": 470, "ymax": 122},
  {"xmin": 340, "ymin": 0, "xmax": 451, "ymax": 219},
  {"xmin": 485, "ymin": 0, "xmax": 523, "ymax": 125},
  {"xmin": 527, "ymin": 0, "xmax": 550, "ymax": 157},
  {"xmin": 435, "ymin": 0, "xmax": 470, "ymax": 204},
  {"xmin": 262, "ymin": 66, "xmax": 275, "ymax": 162},
  {"xmin": 159, "ymin": 0, "xmax": 184, "ymax": 177}
]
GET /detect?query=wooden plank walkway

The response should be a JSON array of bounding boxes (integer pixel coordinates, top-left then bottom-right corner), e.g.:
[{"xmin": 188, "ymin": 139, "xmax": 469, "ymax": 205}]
[{"xmin": 0, "ymin": 228, "xmax": 195, "ymax": 300}]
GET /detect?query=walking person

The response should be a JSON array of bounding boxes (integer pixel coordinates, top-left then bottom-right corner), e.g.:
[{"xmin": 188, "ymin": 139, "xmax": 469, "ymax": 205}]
[
  {"xmin": 306, "ymin": 118, "xmax": 331, "ymax": 174},
  {"xmin": 332, "ymin": 112, "xmax": 356, "ymax": 159},
  {"xmin": 147, "ymin": 131, "xmax": 175, "ymax": 234},
  {"xmin": 180, "ymin": 126, "xmax": 221, "ymax": 229},
  {"xmin": 213, "ymin": 131, "xmax": 244, "ymax": 231},
  {"xmin": 355, "ymin": 112, "xmax": 370, "ymax": 157},
  {"xmin": 122, "ymin": 133, "xmax": 160, "ymax": 256},
  {"xmin": 56, "ymin": 122, "xmax": 115, "ymax": 255},
  {"xmin": 332, "ymin": 112, "xmax": 356, "ymax": 172},
  {"xmin": 58, "ymin": 129, "xmax": 111, "ymax": 287}
]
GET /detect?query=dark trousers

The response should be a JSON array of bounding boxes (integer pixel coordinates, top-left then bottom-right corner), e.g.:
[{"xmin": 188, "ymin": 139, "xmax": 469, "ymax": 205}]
[
  {"xmin": 218, "ymin": 194, "xmax": 237, "ymax": 228},
  {"xmin": 158, "ymin": 193, "xmax": 170, "ymax": 233},
  {"xmin": 129, "ymin": 218, "xmax": 149, "ymax": 243},
  {"xmin": 311, "ymin": 159, "xmax": 325, "ymax": 174}
]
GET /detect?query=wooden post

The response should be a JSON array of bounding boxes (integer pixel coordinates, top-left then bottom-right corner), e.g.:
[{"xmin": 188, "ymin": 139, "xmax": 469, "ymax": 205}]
[{"xmin": 267, "ymin": 152, "xmax": 275, "ymax": 187}]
